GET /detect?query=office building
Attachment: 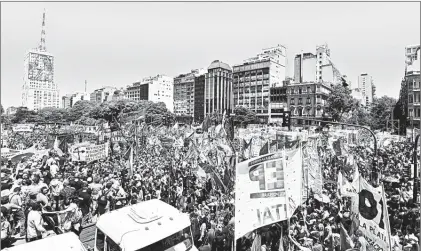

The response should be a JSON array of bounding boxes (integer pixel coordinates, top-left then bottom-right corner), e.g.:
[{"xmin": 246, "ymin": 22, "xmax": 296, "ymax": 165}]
[
  {"xmin": 204, "ymin": 60, "xmax": 233, "ymax": 116},
  {"xmin": 126, "ymin": 75, "xmax": 174, "ymax": 112},
  {"xmin": 294, "ymin": 44, "xmax": 343, "ymax": 85},
  {"xmin": 287, "ymin": 82, "xmax": 332, "ymax": 126},
  {"xmin": 405, "ymin": 44, "xmax": 420, "ymax": 67},
  {"xmin": 269, "ymin": 86, "xmax": 288, "ymax": 124},
  {"xmin": 194, "ymin": 74, "xmax": 206, "ymax": 122},
  {"xmin": 357, "ymin": 73, "xmax": 374, "ymax": 106},
  {"xmin": 22, "ymin": 10, "xmax": 59, "ymax": 111},
  {"xmin": 62, "ymin": 92, "xmax": 89, "ymax": 109},
  {"xmin": 233, "ymin": 45, "xmax": 287, "ymax": 123},
  {"xmin": 173, "ymin": 69, "xmax": 206, "ymax": 117},
  {"xmin": 90, "ymin": 87, "xmax": 118, "ymax": 104}
]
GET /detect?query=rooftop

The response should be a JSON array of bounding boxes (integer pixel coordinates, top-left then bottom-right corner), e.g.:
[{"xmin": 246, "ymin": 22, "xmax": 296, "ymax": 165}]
[{"xmin": 208, "ymin": 60, "xmax": 232, "ymax": 71}]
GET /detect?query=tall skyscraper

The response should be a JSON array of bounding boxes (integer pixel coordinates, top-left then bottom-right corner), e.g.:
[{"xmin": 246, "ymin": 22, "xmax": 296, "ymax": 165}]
[
  {"xmin": 204, "ymin": 60, "xmax": 233, "ymax": 116},
  {"xmin": 22, "ymin": 10, "xmax": 59, "ymax": 111},
  {"xmin": 233, "ymin": 45, "xmax": 287, "ymax": 122},
  {"xmin": 358, "ymin": 73, "xmax": 374, "ymax": 106}
]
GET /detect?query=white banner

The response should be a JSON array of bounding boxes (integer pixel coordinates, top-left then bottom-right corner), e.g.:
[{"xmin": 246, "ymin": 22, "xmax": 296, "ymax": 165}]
[
  {"xmin": 354, "ymin": 177, "xmax": 391, "ymax": 251},
  {"xmin": 85, "ymin": 143, "xmax": 109, "ymax": 163},
  {"xmin": 234, "ymin": 149, "xmax": 303, "ymax": 239},
  {"xmin": 12, "ymin": 124, "xmax": 35, "ymax": 132}
]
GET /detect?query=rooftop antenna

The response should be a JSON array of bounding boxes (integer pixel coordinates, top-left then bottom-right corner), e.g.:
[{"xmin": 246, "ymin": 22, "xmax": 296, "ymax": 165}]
[
  {"xmin": 39, "ymin": 9, "xmax": 47, "ymax": 52},
  {"xmin": 85, "ymin": 80, "xmax": 87, "ymax": 93}
]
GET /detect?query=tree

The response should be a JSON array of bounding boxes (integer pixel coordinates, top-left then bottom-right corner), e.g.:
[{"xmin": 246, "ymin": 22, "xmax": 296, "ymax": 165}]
[
  {"xmin": 68, "ymin": 100, "xmax": 98, "ymax": 121},
  {"xmin": 11, "ymin": 107, "xmax": 38, "ymax": 124},
  {"xmin": 233, "ymin": 106, "xmax": 257, "ymax": 127},
  {"xmin": 344, "ymin": 101, "xmax": 371, "ymax": 126},
  {"xmin": 326, "ymin": 85, "xmax": 356, "ymax": 122},
  {"xmin": 37, "ymin": 107, "xmax": 70, "ymax": 123},
  {"xmin": 371, "ymin": 96, "xmax": 397, "ymax": 131},
  {"xmin": 0, "ymin": 104, "xmax": 3, "ymax": 115}
]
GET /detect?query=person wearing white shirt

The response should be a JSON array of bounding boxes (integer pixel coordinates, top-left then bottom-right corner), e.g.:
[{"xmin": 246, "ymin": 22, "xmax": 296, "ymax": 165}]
[
  {"xmin": 50, "ymin": 161, "xmax": 59, "ymax": 178},
  {"xmin": 26, "ymin": 203, "xmax": 48, "ymax": 242}
]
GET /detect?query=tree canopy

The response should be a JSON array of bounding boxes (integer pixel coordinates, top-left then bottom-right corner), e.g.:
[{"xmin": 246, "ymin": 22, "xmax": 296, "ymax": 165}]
[
  {"xmin": 371, "ymin": 96, "xmax": 397, "ymax": 131},
  {"xmin": 326, "ymin": 85, "xmax": 356, "ymax": 122},
  {"xmin": 232, "ymin": 106, "xmax": 257, "ymax": 127}
]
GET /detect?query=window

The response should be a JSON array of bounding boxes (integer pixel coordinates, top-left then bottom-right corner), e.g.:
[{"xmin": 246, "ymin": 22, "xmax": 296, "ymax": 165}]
[
  {"xmin": 409, "ymin": 95, "xmax": 414, "ymax": 103},
  {"xmin": 106, "ymin": 236, "xmax": 121, "ymax": 251},
  {"xmin": 298, "ymin": 98, "xmax": 303, "ymax": 105},
  {"xmin": 290, "ymin": 98, "xmax": 295, "ymax": 105},
  {"xmin": 407, "ymin": 48, "xmax": 412, "ymax": 54},
  {"xmin": 307, "ymin": 97, "xmax": 311, "ymax": 104}
]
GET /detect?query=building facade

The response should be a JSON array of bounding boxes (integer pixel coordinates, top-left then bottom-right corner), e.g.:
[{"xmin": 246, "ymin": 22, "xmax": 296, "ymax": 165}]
[
  {"xmin": 269, "ymin": 86, "xmax": 288, "ymax": 124},
  {"xmin": 173, "ymin": 69, "xmax": 206, "ymax": 117},
  {"xmin": 90, "ymin": 87, "xmax": 118, "ymax": 104},
  {"xmin": 126, "ymin": 75, "xmax": 174, "ymax": 112},
  {"xmin": 22, "ymin": 11, "xmax": 59, "ymax": 111},
  {"xmin": 407, "ymin": 48, "xmax": 420, "ymax": 129},
  {"xmin": 287, "ymin": 82, "xmax": 332, "ymax": 126},
  {"xmin": 294, "ymin": 44, "xmax": 342, "ymax": 85},
  {"xmin": 204, "ymin": 60, "xmax": 233, "ymax": 116},
  {"xmin": 194, "ymin": 74, "xmax": 206, "ymax": 122},
  {"xmin": 357, "ymin": 73, "xmax": 374, "ymax": 106},
  {"xmin": 62, "ymin": 92, "xmax": 89, "ymax": 109},
  {"xmin": 405, "ymin": 44, "xmax": 420, "ymax": 67},
  {"xmin": 233, "ymin": 45, "xmax": 287, "ymax": 123}
]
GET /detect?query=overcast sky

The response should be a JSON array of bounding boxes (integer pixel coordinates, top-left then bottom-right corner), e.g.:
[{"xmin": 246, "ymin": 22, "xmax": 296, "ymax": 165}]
[{"xmin": 1, "ymin": 2, "xmax": 420, "ymax": 109}]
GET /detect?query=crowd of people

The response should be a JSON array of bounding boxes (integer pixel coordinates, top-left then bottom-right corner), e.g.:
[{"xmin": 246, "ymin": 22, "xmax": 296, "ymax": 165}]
[{"xmin": 0, "ymin": 126, "xmax": 420, "ymax": 251}]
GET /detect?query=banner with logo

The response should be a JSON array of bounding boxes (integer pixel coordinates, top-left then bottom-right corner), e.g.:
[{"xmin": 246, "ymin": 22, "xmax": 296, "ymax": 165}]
[
  {"xmin": 353, "ymin": 177, "xmax": 392, "ymax": 251},
  {"xmin": 70, "ymin": 143, "xmax": 90, "ymax": 162},
  {"xmin": 12, "ymin": 124, "xmax": 35, "ymax": 132},
  {"xmin": 235, "ymin": 152, "xmax": 287, "ymax": 239}
]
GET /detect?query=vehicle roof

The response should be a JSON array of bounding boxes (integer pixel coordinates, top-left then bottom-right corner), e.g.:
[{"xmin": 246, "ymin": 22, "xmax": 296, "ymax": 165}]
[
  {"xmin": 96, "ymin": 199, "xmax": 191, "ymax": 251},
  {"xmin": 3, "ymin": 233, "xmax": 85, "ymax": 251}
]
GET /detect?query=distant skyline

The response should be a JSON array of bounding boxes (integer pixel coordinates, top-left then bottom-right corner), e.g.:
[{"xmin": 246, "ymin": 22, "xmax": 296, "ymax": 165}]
[{"xmin": 1, "ymin": 2, "xmax": 420, "ymax": 109}]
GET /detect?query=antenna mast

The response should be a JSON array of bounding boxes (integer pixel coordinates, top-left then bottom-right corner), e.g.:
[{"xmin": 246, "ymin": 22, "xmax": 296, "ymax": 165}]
[
  {"xmin": 39, "ymin": 9, "xmax": 46, "ymax": 52},
  {"xmin": 85, "ymin": 80, "xmax": 87, "ymax": 93}
]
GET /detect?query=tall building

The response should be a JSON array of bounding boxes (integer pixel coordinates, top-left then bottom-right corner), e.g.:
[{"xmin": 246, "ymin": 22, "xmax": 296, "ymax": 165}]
[
  {"xmin": 358, "ymin": 73, "xmax": 374, "ymax": 106},
  {"xmin": 407, "ymin": 48, "xmax": 420, "ymax": 129},
  {"xmin": 126, "ymin": 75, "xmax": 174, "ymax": 112},
  {"xmin": 62, "ymin": 92, "xmax": 89, "ymax": 109},
  {"xmin": 405, "ymin": 44, "xmax": 420, "ymax": 67},
  {"xmin": 233, "ymin": 45, "xmax": 287, "ymax": 122},
  {"xmin": 90, "ymin": 87, "xmax": 117, "ymax": 104},
  {"xmin": 22, "ymin": 10, "xmax": 59, "ymax": 111},
  {"xmin": 204, "ymin": 60, "xmax": 233, "ymax": 116},
  {"xmin": 173, "ymin": 69, "xmax": 206, "ymax": 117},
  {"xmin": 294, "ymin": 44, "xmax": 342, "ymax": 85},
  {"xmin": 194, "ymin": 74, "xmax": 206, "ymax": 122}
]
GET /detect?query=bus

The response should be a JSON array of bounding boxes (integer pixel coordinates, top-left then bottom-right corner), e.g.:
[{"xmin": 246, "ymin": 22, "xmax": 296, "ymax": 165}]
[{"xmin": 89, "ymin": 199, "xmax": 197, "ymax": 251}]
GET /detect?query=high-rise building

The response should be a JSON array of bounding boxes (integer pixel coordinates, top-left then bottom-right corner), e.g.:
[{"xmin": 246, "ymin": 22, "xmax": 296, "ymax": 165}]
[
  {"xmin": 358, "ymin": 73, "xmax": 374, "ymax": 106},
  {"xmin": 22, "ymin": 10, "xmax": 59, "ymax": 111},
  {"xmin": 173, "ymin": 69, "xmax": 206, "ymax": 117},
  {"xmin": 194, "ymin": 74, "xmax": 206, "ymax": 122},
  {"xmin": 62, "ymin": 92, "xmax": 89, "ymax": 108},
  {"xmin": 126, "ymin": 75, "xmax": 174, "ymax": 112},
  {"xmin": 90, "ymin": 87, "xmax": 118, "ymax": 104},
  {"xmin": 204, "ymin": 60, "xmax": 233, "ymax": 116},
  {"xmin": 233, "ymin": 45, "xmax": 287, "ymax": 122},
  {"xmin": 405, "ymin": 44, "xmax": 420, "ymax": 67}
]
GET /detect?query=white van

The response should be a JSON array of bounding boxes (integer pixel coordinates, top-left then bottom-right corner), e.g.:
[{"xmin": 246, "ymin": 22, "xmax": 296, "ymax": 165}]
[
  {"xmin": 91, "ymin": 199, "xmax": 198, "ymax": 251},
  {"xmin": 3, "ymin": 232, "xmax": 87, "ymax": 251}
]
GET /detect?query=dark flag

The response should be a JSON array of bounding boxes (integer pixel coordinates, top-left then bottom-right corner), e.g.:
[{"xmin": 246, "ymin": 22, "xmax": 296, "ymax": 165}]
[{"xmin": 259, "ymin": 141, "xmax": 269, "ymax": 156}]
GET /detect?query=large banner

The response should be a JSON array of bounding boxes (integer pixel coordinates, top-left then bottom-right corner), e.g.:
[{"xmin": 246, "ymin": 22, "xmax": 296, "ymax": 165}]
[
  {"xmin": 70, "ymin": 143, "xmax": 89, "ymax": 162},
  {"xmin": 12, "ymin": 124, "xmax": 35, "ymax": 132},
  {"xmin": 234, "ymin": 149, "xmax": 302, "ymax": 239},
  {"xmin": 85, "ymin": 142, "xmax": 109, "ymax": 163},
  {"xmin": 302, "ymin": 138, "xmax": 323, "ymax": 197},
  {"xmin": 353, "ymin": 177, "xmax": 392, "ymax": 251}
]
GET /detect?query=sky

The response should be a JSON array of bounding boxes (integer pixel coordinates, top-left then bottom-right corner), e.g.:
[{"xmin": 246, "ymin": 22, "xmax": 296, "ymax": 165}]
[{"xmin": 1, "ymin": 2, "xmax": 420, "ymax": 109}]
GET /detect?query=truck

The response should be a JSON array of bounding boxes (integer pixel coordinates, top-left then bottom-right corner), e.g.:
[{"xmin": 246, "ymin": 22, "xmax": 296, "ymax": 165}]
[
  {"xmin": 81, "ymin": 199, "xmax": 198, "ymax": 251},
  {"xmin": 3, "ymin": 232, "xmax": 87, "ymax": 251}
]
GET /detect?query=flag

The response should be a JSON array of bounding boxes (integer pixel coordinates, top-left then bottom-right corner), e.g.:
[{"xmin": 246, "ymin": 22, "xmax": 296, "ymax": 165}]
[
  {"xmin": 340, "ymin": 223, "xmax": 354, "ymax": 250},
  {"xmin": 202, "ymin": 116, "xmax": 211, "ymax": 132},
  {"xmin": 259, "ymin": 141, "xmax": 269, "ymax": 156},
  {"xmin": 126, "ymin": 147, "xmax": 134, "ymax": 176}
]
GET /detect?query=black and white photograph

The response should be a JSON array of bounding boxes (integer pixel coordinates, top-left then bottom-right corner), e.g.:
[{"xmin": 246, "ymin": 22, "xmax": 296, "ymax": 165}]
[{"xmin": 0, "ymin": 1, "xmax": 420, "ymax": 251}]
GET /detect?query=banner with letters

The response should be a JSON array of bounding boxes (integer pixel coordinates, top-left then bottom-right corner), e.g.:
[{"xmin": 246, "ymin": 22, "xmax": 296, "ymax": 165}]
[
  {"xmin": 352, "ymin": 177, "xmax": 392, "ymax": 251},
  {"xmin": 85, "ymin": 142, "xmax": 109, "ymax": 163},
  {"xmin": 302, "ymin": 138, "xmax": 323, "ymax": 198},
  {"xmin": 12, "ymin": 124, "xmax": 35, "ymax": 132},
  {"xmin": 234, "ymin": 149, "xmax": 303, "ymax": 240}
]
